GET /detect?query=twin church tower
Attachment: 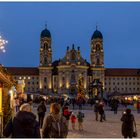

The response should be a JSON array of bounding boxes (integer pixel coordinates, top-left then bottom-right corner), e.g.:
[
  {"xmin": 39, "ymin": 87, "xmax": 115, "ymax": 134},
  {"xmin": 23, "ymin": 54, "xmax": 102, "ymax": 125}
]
[{"xmin": 39, "ymin": 26, "xmax": 105, "ymax": 95}]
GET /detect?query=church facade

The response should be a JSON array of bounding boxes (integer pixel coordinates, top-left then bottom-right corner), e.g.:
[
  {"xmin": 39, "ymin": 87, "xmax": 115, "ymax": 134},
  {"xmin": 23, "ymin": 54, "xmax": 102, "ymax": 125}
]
[
  {"xmin": 39, "ymin": 27, "xmax": 105, "ymax": 96},
  {"xmin": 6, "ymin": 27, "xmax": 140, "ymax": 97}
]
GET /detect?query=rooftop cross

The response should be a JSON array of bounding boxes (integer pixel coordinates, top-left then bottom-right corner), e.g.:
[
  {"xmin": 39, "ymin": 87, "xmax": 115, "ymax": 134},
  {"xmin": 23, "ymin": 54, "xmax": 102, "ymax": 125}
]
[
  {"xmin": 96, "ymin": 22, "xmax": 98, "ymax": 30},
  {"xmin": 45, "ymin": 21, "xmax": 47, "ymax": 29}
]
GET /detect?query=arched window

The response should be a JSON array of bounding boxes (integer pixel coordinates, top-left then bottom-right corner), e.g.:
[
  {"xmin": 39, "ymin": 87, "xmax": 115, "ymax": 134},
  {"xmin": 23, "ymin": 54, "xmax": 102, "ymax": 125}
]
[
  {"xmin": 71, "ymin": 70, "xmax": 76, "ymax": 83},
  {"xmin": 44, "ymin": 77, "xmax": 47, "ymax": 83},
  {"xmin": 96, "ymin": 44, "xmax": 100, "ymax": 52},
  {"xmin": 97, "ymin": 58, "xmax": 100, "ymax": 65},
  {"xmin": 44, "ymin": 57, "xmax": 47, "ymax": 64},
  {"xmin": 44, "ymin": 43, "xmax": 48, "ymax": 50},
  {"xmin": 96, "ymin": 53, "xmax": 100, "ymax": 65}
]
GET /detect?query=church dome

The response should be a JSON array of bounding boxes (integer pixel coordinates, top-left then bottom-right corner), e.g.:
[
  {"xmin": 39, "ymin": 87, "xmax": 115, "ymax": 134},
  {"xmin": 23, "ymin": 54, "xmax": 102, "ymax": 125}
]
[
  {"xmin": 91, "ymin": 29, "xmax": 103, "ymax": 40},
  {"xmin": 40, "ymin": 28, "xmax": 51, "ymax": 38}
]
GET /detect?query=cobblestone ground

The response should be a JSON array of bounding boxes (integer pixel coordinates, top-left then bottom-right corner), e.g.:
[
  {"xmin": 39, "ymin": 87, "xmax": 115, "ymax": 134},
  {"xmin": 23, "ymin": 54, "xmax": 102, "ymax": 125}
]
[{"xmin": 32, "ymin": 104, "xmax": 140, "ymax": 138}]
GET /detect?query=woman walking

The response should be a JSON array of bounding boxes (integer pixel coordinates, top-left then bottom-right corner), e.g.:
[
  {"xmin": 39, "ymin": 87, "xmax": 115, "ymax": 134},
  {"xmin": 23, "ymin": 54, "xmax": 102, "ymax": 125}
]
[{"xmin": 42, "ymin": 103, "xmax": 68, "ymax": 138}]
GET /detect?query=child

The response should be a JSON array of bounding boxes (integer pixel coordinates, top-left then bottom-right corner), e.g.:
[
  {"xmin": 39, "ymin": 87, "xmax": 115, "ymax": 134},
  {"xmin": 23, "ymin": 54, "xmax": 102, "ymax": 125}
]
[
  {"xmin": 70, "ymin": 113, "xmax": 77, "ymax": 130},
  {"xmin": 77, "ymin": 111, "xmax": 84, "ymax": 131},
  {"xmin": 63, "ymin": 106, "xmax": 72, "ymax": 129}
]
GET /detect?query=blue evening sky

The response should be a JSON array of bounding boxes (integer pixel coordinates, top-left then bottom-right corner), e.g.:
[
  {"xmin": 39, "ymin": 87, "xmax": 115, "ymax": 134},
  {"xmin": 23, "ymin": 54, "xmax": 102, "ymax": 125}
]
[{"xmin": 0, "ymin": 2, "xmax": 140, "ymax": 68}]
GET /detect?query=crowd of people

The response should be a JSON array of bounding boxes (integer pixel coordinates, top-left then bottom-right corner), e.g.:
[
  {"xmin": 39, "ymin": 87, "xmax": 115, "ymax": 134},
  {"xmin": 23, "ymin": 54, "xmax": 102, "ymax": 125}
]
[{"xmin": 2, "ymin": 95, "xmax": 139, "ymax": 138}]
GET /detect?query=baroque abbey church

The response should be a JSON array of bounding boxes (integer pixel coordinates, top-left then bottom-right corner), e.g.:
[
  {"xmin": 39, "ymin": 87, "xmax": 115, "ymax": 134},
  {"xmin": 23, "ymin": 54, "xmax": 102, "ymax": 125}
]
[{"xmin": 6, "ymin": 26, "xmax": 140, "ymax": 97}]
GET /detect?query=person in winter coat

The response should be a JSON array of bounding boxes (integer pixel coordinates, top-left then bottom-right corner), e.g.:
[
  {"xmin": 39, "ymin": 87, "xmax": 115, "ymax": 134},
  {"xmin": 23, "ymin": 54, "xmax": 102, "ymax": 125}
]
[
  {"xmin": 98, "ymin": 101, "xmax": 105, "ymax": 122},
  {"xmin": 42, "ymin": 103, "xmax": 68, "ymax": 138},
  {"xmin": 37, "ymin": 101, "xmax": 47, "ymax": 128},
  {"xmin": 121, "ymin": 108, "xmax": 136, "ymax": 138},
  {"xmin": 72, "ymin": 98, "xmax": 76, "ymax": 110},
  {"xmin": 111, "ymin": 98, "xmax": 119, "ymax": 114},
  {"xmin": 136, "ymin": 100, "xmax": 140, "ymax": 113},
  {"xmin": 3, "ymin": 103, "xmax": 40, "ymax": 138},
  {"xmin": 94, "ymin": 100, "xmax": 99, "ymax": 121},
  {"xmin": 70, "ymin": 113, "xmax": 77, "ymax": 130},
  {"xmin": 77, "ymin": 111, "xmax": 84, "ymax": 131},
  {"xmin": 62, "ymin": 106, "xmax": 72, "ymax": 129}
]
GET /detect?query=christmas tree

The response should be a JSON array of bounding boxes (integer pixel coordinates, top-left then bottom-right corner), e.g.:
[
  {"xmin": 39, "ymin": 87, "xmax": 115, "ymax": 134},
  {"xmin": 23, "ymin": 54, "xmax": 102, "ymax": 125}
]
[{"xmin": 77, "ymin": 75, "xmax": 85, "ymax": 98}]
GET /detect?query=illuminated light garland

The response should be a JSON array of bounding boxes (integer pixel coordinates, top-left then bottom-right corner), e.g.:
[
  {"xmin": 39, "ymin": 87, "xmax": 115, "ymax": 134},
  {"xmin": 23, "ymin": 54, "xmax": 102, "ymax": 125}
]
[{"xmin": 0, "ymin": 35, "xmax": 8, "ymax": 53}]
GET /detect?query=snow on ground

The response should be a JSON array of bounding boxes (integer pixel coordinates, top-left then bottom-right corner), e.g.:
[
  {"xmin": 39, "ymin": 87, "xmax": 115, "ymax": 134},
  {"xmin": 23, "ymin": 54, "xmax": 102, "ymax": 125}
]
[{"xmin": 33, "ymin": 104, "xmax": 140, "ymax": 138}]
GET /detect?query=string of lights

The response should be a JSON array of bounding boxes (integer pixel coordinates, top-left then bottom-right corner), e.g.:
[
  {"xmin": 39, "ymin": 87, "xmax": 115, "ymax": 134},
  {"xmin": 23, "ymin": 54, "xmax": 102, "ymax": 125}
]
[{"xmin": 0, "ymin": 35, "xmax": 8, "ymax": 53}]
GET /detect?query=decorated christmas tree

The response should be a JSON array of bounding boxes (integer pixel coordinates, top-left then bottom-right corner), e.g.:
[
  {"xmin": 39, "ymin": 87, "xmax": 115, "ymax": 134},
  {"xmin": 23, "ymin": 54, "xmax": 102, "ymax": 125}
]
[{"xmin": 77, "ymin": 75, "xmax": 85, "ymax": 99}]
